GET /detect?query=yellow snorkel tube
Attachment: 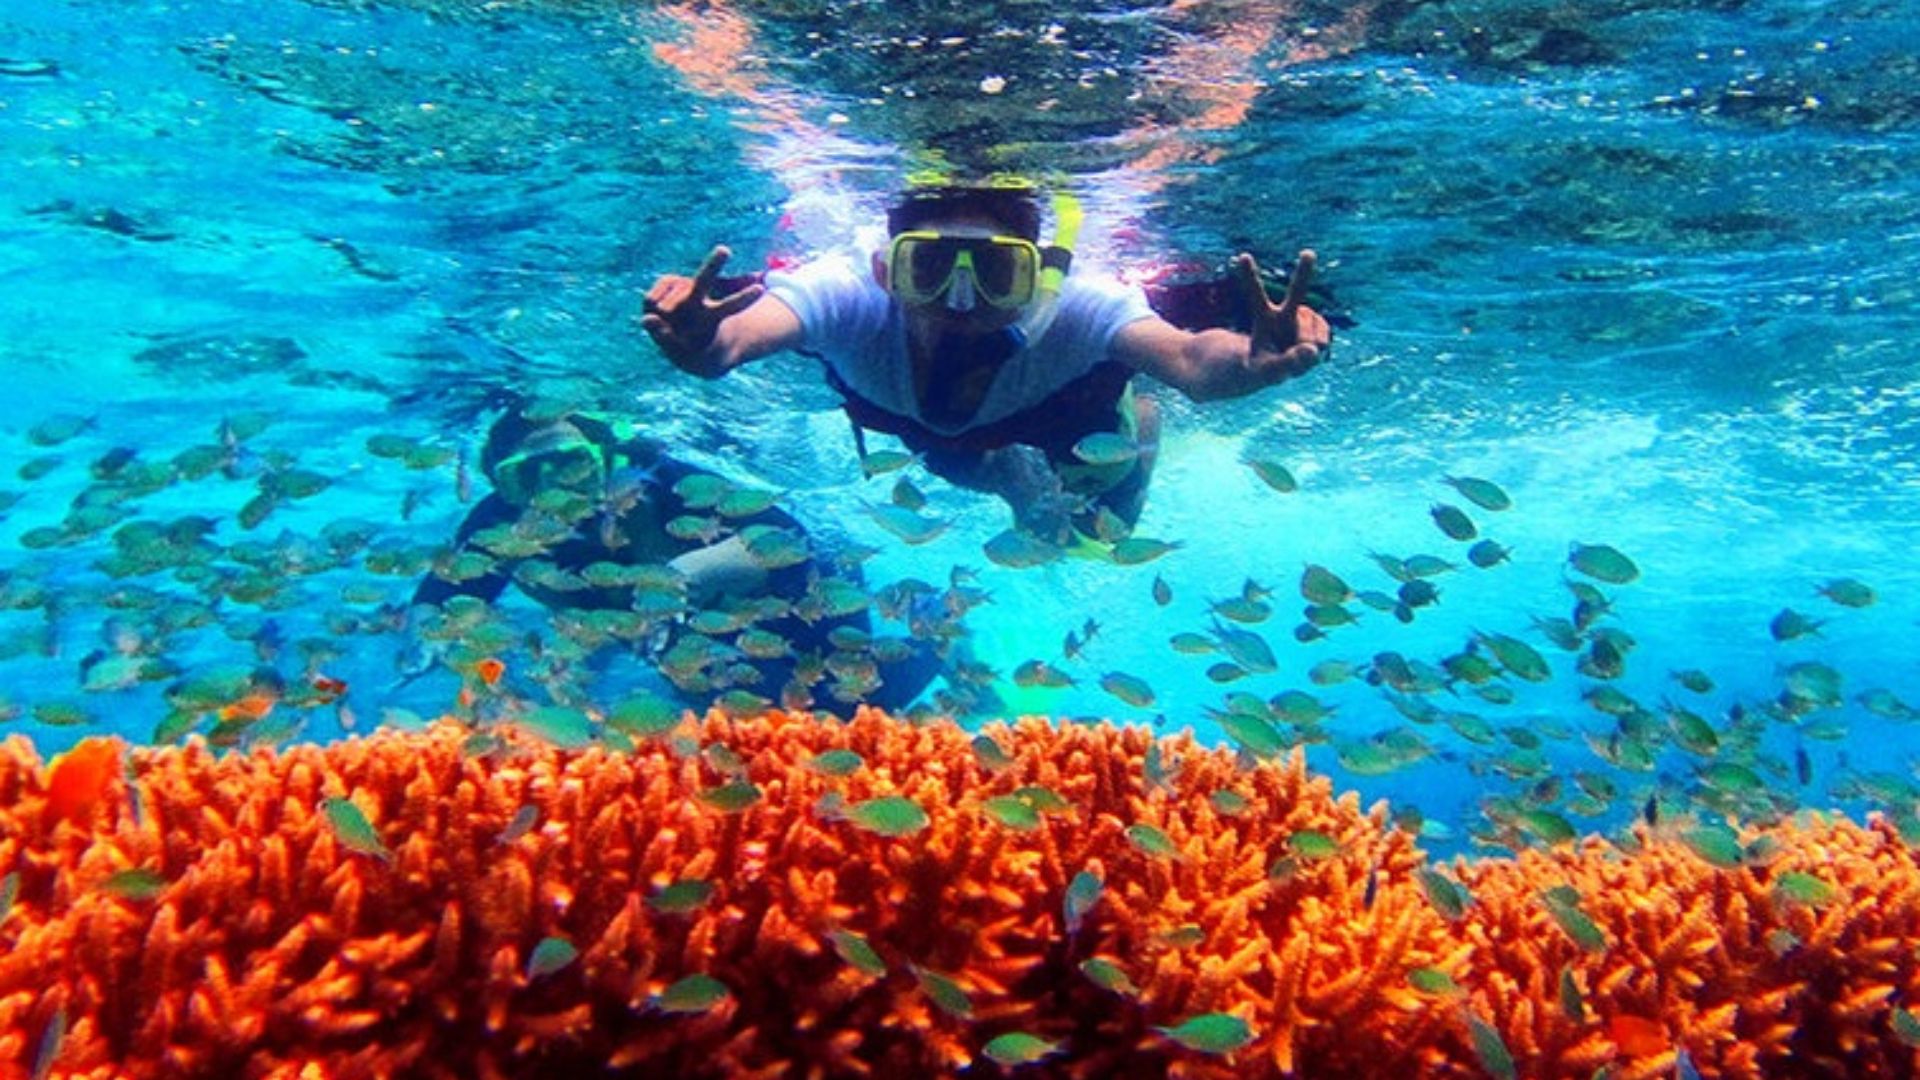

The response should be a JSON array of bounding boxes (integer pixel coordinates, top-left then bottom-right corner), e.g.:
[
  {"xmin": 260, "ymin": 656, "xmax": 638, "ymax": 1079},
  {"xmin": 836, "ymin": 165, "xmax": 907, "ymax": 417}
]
[{"xmin": 1008, "ymin": 190, "xmax": 1081, "ymax": 349}]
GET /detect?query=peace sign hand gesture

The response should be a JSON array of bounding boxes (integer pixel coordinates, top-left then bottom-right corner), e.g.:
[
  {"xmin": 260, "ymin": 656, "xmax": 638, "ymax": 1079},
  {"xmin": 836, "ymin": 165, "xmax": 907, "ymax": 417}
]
[
  {"xmin": 1234, "ymin": 250, "xmax": 1331, "ymax": 383},
  {"xmin": 641, "ymin": 245, "xmax": 766, "ymax": 376}
]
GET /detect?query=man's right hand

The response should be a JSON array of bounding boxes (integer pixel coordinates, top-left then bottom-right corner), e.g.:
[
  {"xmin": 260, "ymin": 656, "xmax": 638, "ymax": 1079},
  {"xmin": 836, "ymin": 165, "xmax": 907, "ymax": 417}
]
[{"xmin": 641, "ymin": 244, "xmax": 765, "ymax": 377}]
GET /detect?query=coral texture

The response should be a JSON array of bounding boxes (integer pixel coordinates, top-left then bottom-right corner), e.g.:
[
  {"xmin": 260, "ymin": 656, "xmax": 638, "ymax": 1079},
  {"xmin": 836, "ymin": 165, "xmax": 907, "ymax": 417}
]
[{"xmin": 0, "ymin": 710, "xmax": 1915, "ymax": 1078}]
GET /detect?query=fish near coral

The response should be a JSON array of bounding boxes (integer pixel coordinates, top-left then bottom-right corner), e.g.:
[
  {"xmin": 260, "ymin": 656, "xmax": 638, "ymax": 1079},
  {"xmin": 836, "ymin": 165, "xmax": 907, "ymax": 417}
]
[{"xmin": 44, "ymin": 737, "xmax": 123, "ymax": 827}]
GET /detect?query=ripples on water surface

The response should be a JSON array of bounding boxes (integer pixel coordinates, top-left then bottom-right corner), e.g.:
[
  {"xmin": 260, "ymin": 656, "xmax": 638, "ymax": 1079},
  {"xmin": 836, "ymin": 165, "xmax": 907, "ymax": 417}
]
[{"xmin": 2, "ymin": 0, "xmax": 1919, "ymax": 850}]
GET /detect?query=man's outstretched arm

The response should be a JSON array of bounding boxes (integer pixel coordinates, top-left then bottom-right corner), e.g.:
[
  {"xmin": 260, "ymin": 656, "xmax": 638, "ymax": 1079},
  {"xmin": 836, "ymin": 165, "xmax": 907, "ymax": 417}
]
[
  {"xmin": 1111, "ymin": 250, "xmax": 1331, "ymax": 403},
  {"xmin": 641, "ymin": 244, "xmax": 805, "ymax": 378}
]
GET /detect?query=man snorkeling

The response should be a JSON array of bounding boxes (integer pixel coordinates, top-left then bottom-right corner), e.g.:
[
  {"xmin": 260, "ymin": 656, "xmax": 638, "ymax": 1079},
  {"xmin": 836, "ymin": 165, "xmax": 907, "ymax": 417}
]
[
  {"xmin": 641, "ymin": 178, "xmax": 1331, "ymax": 543},
  {"xmin": 407, "ymin": 404, "xmax": 942, "ymax": 717}
]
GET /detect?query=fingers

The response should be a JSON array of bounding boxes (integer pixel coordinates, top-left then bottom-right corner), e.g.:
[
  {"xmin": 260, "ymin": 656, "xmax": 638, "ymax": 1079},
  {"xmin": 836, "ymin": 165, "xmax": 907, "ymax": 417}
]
[
  {"xmin": 711, "ymin": 282, "xmax": 764, "ymax": 319},
  {"xmin": 645, "ymin": 275, "xmax": 690, "ymax": 315},
  {"xmin": 1232, "ymin": 252, "xmax": 1273, "ymax": 314},
  {"xmin": 690, "ymin": 244, "xmax": 732, "ymax": 296},
  {"xmin": 1279, "ymin": 249, "xmax": 1317, "ymax": 312}
]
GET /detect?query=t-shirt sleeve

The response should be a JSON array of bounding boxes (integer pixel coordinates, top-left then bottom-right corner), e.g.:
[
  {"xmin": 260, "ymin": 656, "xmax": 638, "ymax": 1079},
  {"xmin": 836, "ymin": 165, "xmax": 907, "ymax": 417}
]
[
  {"xmin": 1052, "ymin": 275, "xmax": 1158, "ymax": 360},
  {"xmin": 764, "ymin": 254, "xmax": 886, "ymax": 354}
]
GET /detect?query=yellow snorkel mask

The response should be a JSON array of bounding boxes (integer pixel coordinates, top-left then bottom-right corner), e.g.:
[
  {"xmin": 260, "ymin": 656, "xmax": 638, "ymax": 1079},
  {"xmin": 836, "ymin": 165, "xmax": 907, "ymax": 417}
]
[
  {"xmin": 885, "ymin": 175, "xmax": 1083, "ymax": 346},
  {"xmin": 491, "ymin": 420, "xmax": 607, "ymax": 507}
]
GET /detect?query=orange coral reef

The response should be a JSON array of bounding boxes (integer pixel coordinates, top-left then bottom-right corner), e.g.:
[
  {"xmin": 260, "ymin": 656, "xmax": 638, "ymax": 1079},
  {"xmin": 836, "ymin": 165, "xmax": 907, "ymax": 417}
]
[{"xmin": 0, "ymin": 709, "xmax": 1917, "ymax": 1078}]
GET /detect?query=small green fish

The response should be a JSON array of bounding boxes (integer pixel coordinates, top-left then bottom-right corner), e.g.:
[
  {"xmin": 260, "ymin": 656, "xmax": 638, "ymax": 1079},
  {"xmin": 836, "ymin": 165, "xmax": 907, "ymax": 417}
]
[
  {"xmin": 1210, "ymin": 790, "xmax": 1252, "ymax": 817},
  {"xmin": 1159, "ymin": 924, "xmax": 1207, "ymax": 948},
  {"xmin": 1408, "ymin": 967, "xmax": 1464, "ymax": 997},
  {"xmin": 1072, "ymin": 431, "xmax": 1139, "ymax": 466},
  {"xmin": 1110, "ymin": 537, "xmax": 1181, "ymax": 566},
  {"xmin": 1467, "ymin": 539, "xmax": 1512, "ymax": 568},
  {"xmin": 1299, "ymin": 564, "xmax": 1353, "ymax": 605},
  {"xmin": 671, "ymin": 473, "xmax": 733, "ymax": 510},
  {"xmin": 698, "ymin": 779, "xmax": 763, "ymax": 814},
  {"xmin": 1539, "ymin": 888, "xmax": 1606, "ymax": 951},
  {"xmin": 1156, "ymin": 1012, "xmax": 1255, "ymax": 1055},
  {"xmin": 1430, "ymin": 503, "xmax": 1478, "ymax": 541},
  {"xmin": 911, "ymin": 965, "xmax": 975, "ymax": 1019},
  {"xmin": 1558, "ymin": 966, "xmax": 1587, "ymax": 1023},
  {"xmin": 1567, "ymin": 542, "xmax": 1639, "ymax": 584},
  {"xmin": 1152, "ymin": 575, "xmax": 1173, "ymax": 606},
  {"xmin": 1891, "ymin": 1005, "xmax": 1920, "ymax": 1048},
  {"xmin": 1671, "ymin": 669, "xmax": 1715, "ymax": 694},
  {"xmin": 0, "ymin": 871, "xmax": 18, "ymax": 926},
  {"xmin": 28, "ymin": 413, "xmax": 93, "ymax": 447},
  {"xmin": 1667, "ymin": 708, "xmax": 1719, "ymax": 755},
  {"xmin": 1211, "ymin": 596, "xmax": 1272, "ymax": 624},
  {"xmin": 1477, "ymin": 631, "xmax": 1552, "ymax": 683},
  {"xmin": 321, "ymin": 796, "xmax": 393, "ymax": 863},
  {"xmin": 1014, "ymin": 786, "xmax": 1072, "ymax": 814},
  {"xmin": 1445, "ymin": 475, "xmax": 1511, "ymax": 511},
  {"xmin": 496, "ymin": 804, "xmax": 539, "ymax": 845},
  {"xmin": 971, "ymin": 734, "xmax": 1017, "ymax": 772},
  {"xmin": 101, "ymin": 868, "xmax": 167, "ymax": 901},
  {"xmin": 981, "ymin": 795, "xmax": 1042, "ymax": 832},
  {"xmin": 608, "ymin": 692, "xmax": 682, "ymax": 738},
  {"xmin": 31, "ymin": 1004, "xmax": 64, "ymax": 1080},
  {"xmin": 1213, "ymin": 623, "xmax": 1277, "ymax": 673},
  {"xmin": 1417, "ymin": 869, "xmax": 1468, "ymax": 921},
  {"xmin": 1683, "ymin": 822, "xmax": 1745, "ymax": 869},
  {"xmin": 527, "ymin": 935, "xmax": 578, "ymax": 980},
  {"xmin": 1465, "ymin": 1011, "xmax": 1517, "ymax": 1080},
  {"xmin": 1699, "ymin": 761, "xmax": 1764, "ymax": 794},
  {"xmin": 664, "ymin": 514, "xmax": 724, "ymax": 543},
  {"xmin": 714, "ymin": 487, "xmax": 782, "ymax": 519},
  {"xmin": 1289, "ymin": 830, "xmax": 1341, "ymax": 860},
  {"xmin": 1012, "ymin": 659, "xmax": 1075, "ymax": 689},
  {"xmin": 1308, "ymin": 659, "xmax": 1358, "ymax": 686},
  {"xmin": 1169, "ymin": 632, "xmax": 1218, "ymax": 655},
  {"xmin": 1246, "ymin": 457, "xmax": 1297, "ymax": 493},
  {"xmin": 1783, "ymin": 661, "xmax": 1844, "ymax": 707},
  {"xmin": 1303, "ymin": 602, "xmax": 1359, "ymax": 628},
  {"xmin": 1063, "ymin": 869, "xmax": 1103, "ymax": 935},
  {"xmin": 844, "ymin": 795, "xmax": 929, "ymax": 838},
  {"xmin": 1099, "ymin": 671, "xmax": 1156, "ymax": 709},
  {"xmin": 827, "ymin": 928, "xmax": 886, "ymax": 976},
  {"xmin": 1816, "ymin": 577, "xmax": 1875, "ymax": 608},
  {"xmin": 1519, "ymin": 809, "xmax": 1577, "ymax": 846},
  {"xmin": 655, "ymin": 973, "xmax": 730, "ymax": 1014},
  {"xmin": 516, "ymin": 706, "xmax": 594, "ymax": 750},
  {"xmin": 1207, "ymin": 662, "xmax": 1248, "ymax": 683},
  {"xmin": 1079, "ymin": 956, "xmax": 1139, "ymax": 996},
  {"xmin": 648, "ymin": 879, "xmax": 716, "ymax": 914},
  {"xmin": 982, "ymin": 1031, "xmax": 1063, "ymax": 1067},
  {"xmin": 859, "ymin": 448, "xmax": 915, "ymax": 476},
  {"xmin": 1772, "ymin": 871, "xmax": 1836, "ymax": 907},
  {"xmin": 1125, "ymin": 823, "xmax": 1183, "ymax": 861},
  {"xmin": 807, "ymin": 749, "xmax": 865, "ymax": 777}
]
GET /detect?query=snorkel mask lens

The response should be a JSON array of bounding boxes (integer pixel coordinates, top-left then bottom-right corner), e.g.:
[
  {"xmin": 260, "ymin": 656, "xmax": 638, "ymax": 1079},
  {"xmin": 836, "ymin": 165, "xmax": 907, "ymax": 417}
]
[
  {"xmin": 888, "ymin": 232, "xmax": 1040, "ymax": 309},
  {"xmin": 493, "ymin": 436, "xmax": 603, "ymax": 506}
]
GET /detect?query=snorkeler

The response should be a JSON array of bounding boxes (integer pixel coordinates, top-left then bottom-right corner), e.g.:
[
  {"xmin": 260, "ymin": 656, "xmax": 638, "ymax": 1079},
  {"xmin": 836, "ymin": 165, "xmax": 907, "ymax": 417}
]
[
  {"xmin": 406, "ymin": 405, "xmax": 941, "ymax": 716},
  {"xmin": 640, "ymin": 178, "xmax": 1331, "ymax": 544}
]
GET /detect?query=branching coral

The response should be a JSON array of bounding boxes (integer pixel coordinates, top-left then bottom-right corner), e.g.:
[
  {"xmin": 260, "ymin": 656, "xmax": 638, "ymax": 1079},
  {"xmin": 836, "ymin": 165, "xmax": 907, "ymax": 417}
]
[{"xmin": 0, "ymin": 710, "xmax": 1916, "ymax": 1078}]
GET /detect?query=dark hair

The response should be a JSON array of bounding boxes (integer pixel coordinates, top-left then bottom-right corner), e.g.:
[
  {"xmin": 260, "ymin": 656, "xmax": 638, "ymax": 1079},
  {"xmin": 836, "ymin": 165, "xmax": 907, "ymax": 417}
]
[{"xmin": 886, "ymin": 186, "xmax": 1042, "ymax": 241}]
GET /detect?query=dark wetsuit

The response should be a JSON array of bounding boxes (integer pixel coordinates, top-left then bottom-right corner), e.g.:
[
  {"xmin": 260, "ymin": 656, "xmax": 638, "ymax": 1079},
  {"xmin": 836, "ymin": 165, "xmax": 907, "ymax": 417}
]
[{"xmin": 413, "ymin": 417, "xmax": 938, "ymax": 717}]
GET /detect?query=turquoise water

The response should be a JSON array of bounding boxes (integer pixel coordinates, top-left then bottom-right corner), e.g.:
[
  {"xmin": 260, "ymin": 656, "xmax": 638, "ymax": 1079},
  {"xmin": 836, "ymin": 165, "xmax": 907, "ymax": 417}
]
[{"xmin": 3, "ymin": 0, "xmax": 1919, "ymax": 854}]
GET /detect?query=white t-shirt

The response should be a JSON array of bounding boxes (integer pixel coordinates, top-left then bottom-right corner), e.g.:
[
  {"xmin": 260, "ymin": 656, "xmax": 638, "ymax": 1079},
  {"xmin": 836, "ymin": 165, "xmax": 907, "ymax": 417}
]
[{"xmin": 766, "ymin": 254, "xmax": 1157, "ymax": 437}]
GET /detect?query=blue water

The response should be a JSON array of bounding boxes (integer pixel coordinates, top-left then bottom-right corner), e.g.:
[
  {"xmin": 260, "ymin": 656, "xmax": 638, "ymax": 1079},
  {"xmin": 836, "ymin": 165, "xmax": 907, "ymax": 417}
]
[{"xmin": 4, "ymin": 0, "xmax": 1919, "ymax": 854}]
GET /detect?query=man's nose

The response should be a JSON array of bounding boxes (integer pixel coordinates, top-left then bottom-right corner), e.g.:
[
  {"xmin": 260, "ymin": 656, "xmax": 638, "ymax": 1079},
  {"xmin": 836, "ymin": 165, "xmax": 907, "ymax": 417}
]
[{"xmin": 944, "ymin": 267, "xmax": 977, "ymax": 312}]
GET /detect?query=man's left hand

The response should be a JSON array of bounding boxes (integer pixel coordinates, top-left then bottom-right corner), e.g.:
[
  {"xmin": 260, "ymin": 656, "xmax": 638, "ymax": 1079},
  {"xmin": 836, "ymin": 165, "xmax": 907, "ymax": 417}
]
[{"xmin": 1235, "ymin": 250, "xmax": 1331, "ymax": 379}]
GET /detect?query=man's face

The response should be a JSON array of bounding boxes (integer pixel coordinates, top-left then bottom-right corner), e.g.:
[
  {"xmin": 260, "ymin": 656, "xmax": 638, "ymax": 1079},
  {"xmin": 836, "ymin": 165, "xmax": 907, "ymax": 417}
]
[{"xmin": 882, "ymin": 213, "xmax": 1031, "ymax": 336}]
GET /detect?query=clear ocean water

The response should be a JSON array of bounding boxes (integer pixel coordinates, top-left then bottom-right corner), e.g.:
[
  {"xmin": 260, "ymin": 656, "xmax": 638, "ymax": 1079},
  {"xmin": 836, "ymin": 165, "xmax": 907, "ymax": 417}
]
[{"xmin": 3, "ymin": 0, "xmax": 1918, "ymax": 855}]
